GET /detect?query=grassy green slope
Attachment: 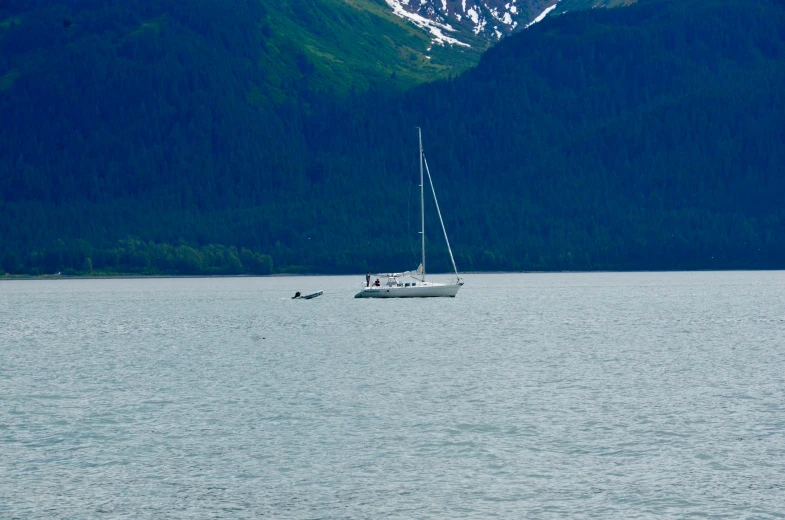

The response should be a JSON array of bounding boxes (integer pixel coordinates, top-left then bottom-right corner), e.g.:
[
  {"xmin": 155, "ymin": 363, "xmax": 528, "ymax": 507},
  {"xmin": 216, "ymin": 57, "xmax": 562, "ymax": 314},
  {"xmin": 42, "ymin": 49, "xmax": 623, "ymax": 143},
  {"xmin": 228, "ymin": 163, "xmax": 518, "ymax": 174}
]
[
  {"xmin": 0, "ymin": 0, "xmax": 634, "ymax": 101},
  {"xmin": 261, "ymin": 0, "xmax": 486, "ymax": 92},
  {"xmin": 0, "ymin": 0, "xmax": 484, "ymax": 105}
]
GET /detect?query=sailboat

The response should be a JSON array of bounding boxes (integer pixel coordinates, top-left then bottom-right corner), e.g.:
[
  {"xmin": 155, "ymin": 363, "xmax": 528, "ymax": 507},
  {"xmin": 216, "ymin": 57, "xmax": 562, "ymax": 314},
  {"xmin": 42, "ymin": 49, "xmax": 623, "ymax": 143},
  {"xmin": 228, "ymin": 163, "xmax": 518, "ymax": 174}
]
[{"xmin": 355, "ymin": 128, "xmax": 464, "ymax": 298}]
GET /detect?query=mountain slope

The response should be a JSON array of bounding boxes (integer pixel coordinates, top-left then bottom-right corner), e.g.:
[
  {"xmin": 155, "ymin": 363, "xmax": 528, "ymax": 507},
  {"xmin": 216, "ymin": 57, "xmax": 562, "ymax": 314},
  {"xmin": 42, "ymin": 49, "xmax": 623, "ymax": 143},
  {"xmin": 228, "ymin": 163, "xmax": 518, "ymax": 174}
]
[
  {"xmin": 2, "ymin": 0, "xmax": 785, "ymax": 275},
  {"xmin": 0, "ymin": 0, "xmax": 638, "ymax": 102},
  {"xmin": 260, "ymin": 0, "xmax": 483, "ymax": 89},
  {"xmin": 0, "ymin": 0, "xmax": 478, "ymax": 102}
]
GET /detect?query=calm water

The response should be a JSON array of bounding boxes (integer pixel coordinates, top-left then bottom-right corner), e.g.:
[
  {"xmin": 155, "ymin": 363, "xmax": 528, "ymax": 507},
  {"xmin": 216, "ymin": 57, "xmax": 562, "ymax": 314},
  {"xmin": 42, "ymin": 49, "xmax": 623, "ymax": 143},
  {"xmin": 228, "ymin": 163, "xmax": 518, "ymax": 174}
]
[{"xmin": 1, "ymin": 272, "xmax": 784, "ymax": 519}]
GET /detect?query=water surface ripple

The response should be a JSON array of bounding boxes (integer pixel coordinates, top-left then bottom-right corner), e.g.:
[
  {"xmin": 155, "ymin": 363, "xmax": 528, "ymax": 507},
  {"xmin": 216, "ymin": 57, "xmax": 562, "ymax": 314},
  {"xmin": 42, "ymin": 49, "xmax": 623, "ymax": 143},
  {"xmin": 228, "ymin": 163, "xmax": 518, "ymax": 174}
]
[{"xmin": 1, "ymin": 272, "xmax": 784, "ymax": 518}]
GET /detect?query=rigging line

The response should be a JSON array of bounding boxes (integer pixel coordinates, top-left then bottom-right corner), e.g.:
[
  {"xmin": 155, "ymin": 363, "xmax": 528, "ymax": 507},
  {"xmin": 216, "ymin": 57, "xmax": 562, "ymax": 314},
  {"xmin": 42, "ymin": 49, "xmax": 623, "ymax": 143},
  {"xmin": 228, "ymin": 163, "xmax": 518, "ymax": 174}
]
[{"xmin": 423, "ymin": 154, "xmax": 460, "ymax": 279}]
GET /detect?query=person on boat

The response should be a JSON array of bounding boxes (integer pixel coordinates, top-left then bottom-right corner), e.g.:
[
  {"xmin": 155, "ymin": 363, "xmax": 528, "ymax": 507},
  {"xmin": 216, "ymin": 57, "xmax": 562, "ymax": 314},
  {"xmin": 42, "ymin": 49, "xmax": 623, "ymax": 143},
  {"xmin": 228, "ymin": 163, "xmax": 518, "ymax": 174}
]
[
  {"xmin": 292, "ymin": 291, "xmax": 301, "ymax": 299},
  {"xmin": 366, "ymin": 271, "xmax": 371, "ymax": 287},
  {"xmin": 374, "ymin": 279, "xmax": 380, "ymax": 287}
]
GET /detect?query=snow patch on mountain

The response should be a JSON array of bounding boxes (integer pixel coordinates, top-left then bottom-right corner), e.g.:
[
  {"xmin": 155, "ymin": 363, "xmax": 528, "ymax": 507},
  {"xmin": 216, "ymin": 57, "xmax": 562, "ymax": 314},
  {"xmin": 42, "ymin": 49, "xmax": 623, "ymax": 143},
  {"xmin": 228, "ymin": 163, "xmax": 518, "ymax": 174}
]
[
  {"xmin": 383, "ymin": 0, "xmax": 579, "ymax": 43},
  {"xmin": 385, "ymin": 0, "xmax": 471, "ymax": 47},
  {"xmin": 526, "ymin": 2, "xmax": 559, "ymax": 28},
  {"xmin": 466, "ymin": 7, "xmax": 487, "ymax": 34}
]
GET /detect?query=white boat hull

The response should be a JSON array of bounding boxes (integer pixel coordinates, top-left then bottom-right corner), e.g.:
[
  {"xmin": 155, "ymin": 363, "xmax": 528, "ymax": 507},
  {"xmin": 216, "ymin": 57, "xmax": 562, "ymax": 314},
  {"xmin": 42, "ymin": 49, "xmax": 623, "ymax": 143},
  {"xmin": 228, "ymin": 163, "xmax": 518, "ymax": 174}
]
[{"xmin": 355, "ymin": 282, "xmax": 462, "ymax": 298}]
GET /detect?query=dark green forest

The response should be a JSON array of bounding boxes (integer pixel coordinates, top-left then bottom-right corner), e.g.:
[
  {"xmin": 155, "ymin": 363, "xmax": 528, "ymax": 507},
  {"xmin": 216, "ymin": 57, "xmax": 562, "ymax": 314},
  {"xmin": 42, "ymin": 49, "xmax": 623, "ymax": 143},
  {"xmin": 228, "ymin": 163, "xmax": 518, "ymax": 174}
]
[{"xmin": 1, "ymin": 0, "xmax": 784, "ymax": 276}]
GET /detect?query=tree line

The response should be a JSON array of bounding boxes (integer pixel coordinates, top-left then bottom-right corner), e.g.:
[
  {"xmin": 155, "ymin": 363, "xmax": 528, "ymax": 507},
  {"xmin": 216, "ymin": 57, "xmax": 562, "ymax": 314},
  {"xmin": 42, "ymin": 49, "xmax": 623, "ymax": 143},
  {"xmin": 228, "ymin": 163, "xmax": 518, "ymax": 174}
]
[{"xmin": 1, "ymin": 238, "xmax": 273, "ymax": 276}]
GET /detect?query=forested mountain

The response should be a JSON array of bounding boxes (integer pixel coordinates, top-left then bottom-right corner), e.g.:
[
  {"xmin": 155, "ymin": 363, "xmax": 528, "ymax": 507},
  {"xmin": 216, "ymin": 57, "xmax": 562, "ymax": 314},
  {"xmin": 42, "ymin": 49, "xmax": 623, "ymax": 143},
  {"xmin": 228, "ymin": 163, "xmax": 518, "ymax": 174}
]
[{"xmin": 2, "ymin": 0, "xmax": 784, "ymax": 276}]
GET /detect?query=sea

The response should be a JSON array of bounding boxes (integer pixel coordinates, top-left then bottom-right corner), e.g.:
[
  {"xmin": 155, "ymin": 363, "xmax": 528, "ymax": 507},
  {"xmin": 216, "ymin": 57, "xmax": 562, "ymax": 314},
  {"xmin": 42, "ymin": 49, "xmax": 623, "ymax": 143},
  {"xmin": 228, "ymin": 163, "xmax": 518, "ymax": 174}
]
[{"xmin": 1, "ymin": 271, "xmax": 784, "ymax": 519}]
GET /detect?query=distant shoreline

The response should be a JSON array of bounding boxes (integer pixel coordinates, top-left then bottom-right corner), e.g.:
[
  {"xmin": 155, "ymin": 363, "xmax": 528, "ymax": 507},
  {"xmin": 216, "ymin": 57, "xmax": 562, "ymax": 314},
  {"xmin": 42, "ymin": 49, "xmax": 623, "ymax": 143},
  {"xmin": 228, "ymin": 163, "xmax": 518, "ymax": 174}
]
[
  {"xmin": 3, "ymin": 268, "xmax": 784, "ymax": 282},
  {"xmin": 0, "ymin": 273, "xmax": 299, "ymax": 281}
]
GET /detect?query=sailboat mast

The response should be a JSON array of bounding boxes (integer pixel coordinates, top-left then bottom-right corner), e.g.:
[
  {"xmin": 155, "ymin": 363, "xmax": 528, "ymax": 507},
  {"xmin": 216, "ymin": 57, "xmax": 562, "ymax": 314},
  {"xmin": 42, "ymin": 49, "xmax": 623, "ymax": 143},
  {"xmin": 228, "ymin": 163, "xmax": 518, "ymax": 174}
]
[{"xmin": 419, "ymin": 127, "xmax": 425, "ymax": 281}]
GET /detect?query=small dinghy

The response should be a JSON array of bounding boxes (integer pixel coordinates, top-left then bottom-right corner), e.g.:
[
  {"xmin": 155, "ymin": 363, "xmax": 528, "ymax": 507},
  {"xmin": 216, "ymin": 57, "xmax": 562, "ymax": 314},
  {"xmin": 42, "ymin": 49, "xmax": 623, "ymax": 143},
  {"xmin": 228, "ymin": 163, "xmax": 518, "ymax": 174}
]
[{"xmin": 292, "ymin": 290, "xmax": 323, "ymax": 300}]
